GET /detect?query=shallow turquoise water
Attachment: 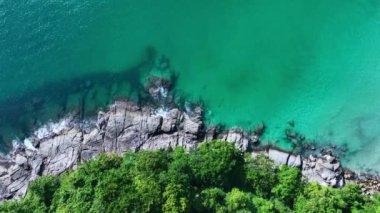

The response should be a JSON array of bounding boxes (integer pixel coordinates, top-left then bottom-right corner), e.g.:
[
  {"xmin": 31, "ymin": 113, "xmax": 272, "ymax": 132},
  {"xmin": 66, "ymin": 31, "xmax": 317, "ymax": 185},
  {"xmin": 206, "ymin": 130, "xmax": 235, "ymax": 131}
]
[{"xmin": 2, "ymin": 0, "xmax": 380, "ymax": 171}]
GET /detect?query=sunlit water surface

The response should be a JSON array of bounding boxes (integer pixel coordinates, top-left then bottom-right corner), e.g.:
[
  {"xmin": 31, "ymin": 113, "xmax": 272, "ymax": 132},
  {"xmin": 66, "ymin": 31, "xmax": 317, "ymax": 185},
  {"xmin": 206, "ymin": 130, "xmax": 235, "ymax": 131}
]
[{"xmin": 2, "ymin": 0, "xmax": 380, "ymax": 172}]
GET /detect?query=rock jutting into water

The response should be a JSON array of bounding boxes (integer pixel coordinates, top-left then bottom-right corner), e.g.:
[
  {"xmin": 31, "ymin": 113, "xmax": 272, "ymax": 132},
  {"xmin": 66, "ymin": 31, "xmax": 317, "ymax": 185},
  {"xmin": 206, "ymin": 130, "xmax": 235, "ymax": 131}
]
[{"xmin": 0, "ymin": 77, "xmax": 376, "ymax": 201}]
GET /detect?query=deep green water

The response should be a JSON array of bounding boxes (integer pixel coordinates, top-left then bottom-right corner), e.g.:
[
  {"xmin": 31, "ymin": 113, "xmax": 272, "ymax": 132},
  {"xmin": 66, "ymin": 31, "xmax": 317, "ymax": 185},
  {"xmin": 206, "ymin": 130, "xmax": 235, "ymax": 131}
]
[{"xmin": 2, "ymin": 0, "xmax": 380, "ymax": 172}]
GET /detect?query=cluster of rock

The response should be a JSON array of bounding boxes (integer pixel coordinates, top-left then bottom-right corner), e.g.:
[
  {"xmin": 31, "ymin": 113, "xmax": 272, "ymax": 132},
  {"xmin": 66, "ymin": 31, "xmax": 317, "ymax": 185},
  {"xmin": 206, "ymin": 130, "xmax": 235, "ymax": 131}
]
[
  {"xmin": 251, "ymin": 148, "xmax": 344, "ymax": 188},
  {"xmin": 0, "ymin": 77, "xmax": 370, "ymax": 201},
  {"xmin": 0, "ymin": 102, "xmax": 347, "ymax": 201},
  {"xmin": 344, "ymin": 169, "xmax": 380, "ymax": 195},
  {"xmin": 302, "ymin": 154, "xmax": 344, "ymax": 187},
  {"xmin": 0, "ymin": 99, "xmax": 205, "ymax": 201}
]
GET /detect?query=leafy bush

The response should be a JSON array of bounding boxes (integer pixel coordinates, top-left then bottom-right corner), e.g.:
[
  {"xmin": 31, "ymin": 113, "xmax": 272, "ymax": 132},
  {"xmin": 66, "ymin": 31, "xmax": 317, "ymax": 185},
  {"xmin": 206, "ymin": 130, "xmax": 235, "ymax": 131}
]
[
  {"xmin": 244, "ymin": 153, "xmax": 277, "ymax": 198},
  {"xmin": 190, "ymin": 141, "xmax": 245, "ymax": 189}
]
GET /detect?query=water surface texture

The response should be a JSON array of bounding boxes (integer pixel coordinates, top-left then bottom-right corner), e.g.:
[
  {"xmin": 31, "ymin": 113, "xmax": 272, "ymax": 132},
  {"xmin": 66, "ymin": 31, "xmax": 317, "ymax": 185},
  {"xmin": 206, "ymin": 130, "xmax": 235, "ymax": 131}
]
[{"xmin": 2, "ymin": 0, "xmax": 380, "ymax": 171}]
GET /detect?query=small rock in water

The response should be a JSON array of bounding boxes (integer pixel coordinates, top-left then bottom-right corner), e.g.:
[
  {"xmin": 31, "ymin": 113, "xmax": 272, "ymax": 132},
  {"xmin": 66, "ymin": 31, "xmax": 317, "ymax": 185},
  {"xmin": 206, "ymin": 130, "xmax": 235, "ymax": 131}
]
[
  {"xmin": 156, "ymin": 55, "xmax": 170, "ymax": 70},
  {"xmin": 85, "ymin": 80, "xmax": 93, "ymax": 89},
  {"xmin": 250, "ymin": 135, "xmax": 259, "ymax": 144},
  {"xmin": 285, "ymin": 128, "xmax": 292, "ymax": 138},
  {"xmin": 254, "ymin": 123, "xmax": 265, "ymax": 136},
  {"xmin": 145, "ymin": 76, "xmax": 172, "ymax": 101},
  {"xmin": 290, "ymin": 132, "xmax": 297, "ymax": 139}
]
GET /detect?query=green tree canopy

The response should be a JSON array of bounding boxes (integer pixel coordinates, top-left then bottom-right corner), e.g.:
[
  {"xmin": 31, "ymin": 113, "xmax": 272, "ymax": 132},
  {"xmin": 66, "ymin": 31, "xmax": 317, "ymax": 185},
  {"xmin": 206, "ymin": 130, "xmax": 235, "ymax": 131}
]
[{"xmin": 0, "ymin": 140, "xmax": 379, "ymax": 213}]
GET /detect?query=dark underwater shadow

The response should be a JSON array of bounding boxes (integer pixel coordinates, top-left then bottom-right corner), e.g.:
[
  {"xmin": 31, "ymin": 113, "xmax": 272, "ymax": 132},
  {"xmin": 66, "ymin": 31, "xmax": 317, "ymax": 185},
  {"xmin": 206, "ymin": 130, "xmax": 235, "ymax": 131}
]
[{"xmin": 0, "ymin": 46, "xmax": 177, "ymax": 152}]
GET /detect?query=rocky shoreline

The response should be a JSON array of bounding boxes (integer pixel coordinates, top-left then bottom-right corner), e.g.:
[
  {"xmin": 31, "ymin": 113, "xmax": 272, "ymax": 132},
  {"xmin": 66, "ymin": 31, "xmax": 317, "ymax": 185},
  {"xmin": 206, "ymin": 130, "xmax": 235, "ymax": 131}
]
[{"xmin": 0, "ymin": 77, "xmax": 379, "ymax": 201}]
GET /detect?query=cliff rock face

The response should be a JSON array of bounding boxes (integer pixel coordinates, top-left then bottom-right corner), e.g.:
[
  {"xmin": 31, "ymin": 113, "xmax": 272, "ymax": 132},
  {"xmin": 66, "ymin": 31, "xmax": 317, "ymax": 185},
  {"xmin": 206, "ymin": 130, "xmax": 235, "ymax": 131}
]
[
  {"xmin": 0, "ymin": 100, "xmax": 204, "ymax": 201},
  {"xmin": 0, "ymin": 78, "xmax": 348, "ymax": 201},
  {"xmin": 0, "ymin": 100, "xmax": 346, "ymax": 201}
]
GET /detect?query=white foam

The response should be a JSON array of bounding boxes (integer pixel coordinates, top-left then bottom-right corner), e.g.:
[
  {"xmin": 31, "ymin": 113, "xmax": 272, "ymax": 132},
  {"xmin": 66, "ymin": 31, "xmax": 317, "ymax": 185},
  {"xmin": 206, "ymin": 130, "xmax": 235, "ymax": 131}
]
[
  {"xmin": 34, "ymin": 117, "xmax": 72, "ymax": 140},
  {"xmin": 155, "ymin": 108, "xmax": 169, "ymax": 117},
  {"xmin": 23, "ymin": 138, "xmax": 37, "ymax": 151},
  {"xmin": 159, "ymin": 87, "xmax": 168, "ymax": 98}
]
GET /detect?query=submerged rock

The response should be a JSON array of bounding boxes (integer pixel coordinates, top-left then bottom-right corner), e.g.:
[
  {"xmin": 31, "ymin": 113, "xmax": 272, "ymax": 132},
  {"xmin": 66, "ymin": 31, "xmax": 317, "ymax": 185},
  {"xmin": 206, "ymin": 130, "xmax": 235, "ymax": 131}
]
[{"xmin": 145, "ymin": 76, "xmax": 172, "ymax": 101}]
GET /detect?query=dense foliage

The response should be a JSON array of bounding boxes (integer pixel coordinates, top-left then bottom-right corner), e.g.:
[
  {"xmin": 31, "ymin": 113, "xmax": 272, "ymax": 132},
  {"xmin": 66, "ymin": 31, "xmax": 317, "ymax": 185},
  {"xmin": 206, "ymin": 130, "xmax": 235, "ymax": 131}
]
[{"xmin": 1, "ymin": 141, "xmax": 380, "ymax": 213}]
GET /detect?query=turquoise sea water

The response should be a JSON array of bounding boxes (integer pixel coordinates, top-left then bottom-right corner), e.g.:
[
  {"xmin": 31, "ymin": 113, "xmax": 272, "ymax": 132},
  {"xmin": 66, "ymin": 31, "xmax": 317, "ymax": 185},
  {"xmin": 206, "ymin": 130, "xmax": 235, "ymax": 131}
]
[{"xmin": 2, "ymin": 0, "xmax": 380, "ymax": 172}]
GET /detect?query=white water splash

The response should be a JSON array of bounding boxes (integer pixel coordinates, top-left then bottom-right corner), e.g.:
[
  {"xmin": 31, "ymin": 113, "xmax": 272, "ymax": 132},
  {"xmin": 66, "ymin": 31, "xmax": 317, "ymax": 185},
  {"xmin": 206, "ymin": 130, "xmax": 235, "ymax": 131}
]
[
  {"xmin": 34, "ymin": 116, "xmax": 73, "ymax": 140},
  {"xmin": 159, "ymin": 87, "xmax": 168, "ymax": 98},
  {"xmin": 23, "ymin": 138, "xmax": 37, "ymax": 151},
  {"xmin": 155, "ymin": 107, "xmax": 169, "ymax": 117}
]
